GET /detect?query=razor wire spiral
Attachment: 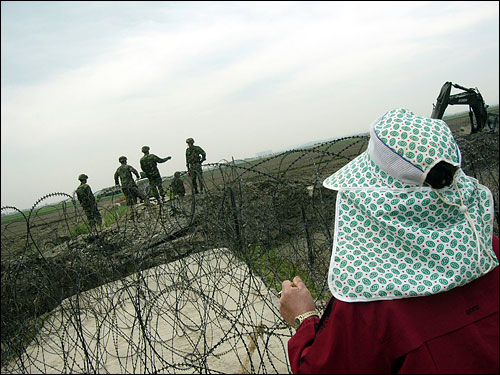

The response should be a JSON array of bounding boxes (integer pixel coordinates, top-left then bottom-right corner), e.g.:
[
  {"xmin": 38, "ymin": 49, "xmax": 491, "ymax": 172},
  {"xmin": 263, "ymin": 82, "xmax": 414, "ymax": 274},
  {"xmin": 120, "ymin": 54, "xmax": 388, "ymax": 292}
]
[{"xmin": 1, "ymin": 132, "xmax": 498, "ymax": 374}]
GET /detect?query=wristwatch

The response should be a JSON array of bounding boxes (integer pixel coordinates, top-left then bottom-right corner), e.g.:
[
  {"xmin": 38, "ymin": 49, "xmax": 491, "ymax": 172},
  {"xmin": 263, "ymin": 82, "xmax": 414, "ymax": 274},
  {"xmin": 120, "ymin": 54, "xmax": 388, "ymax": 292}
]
[{"xmin": 294, "ymin": 310, "xmax": 320, "ymax": 329}]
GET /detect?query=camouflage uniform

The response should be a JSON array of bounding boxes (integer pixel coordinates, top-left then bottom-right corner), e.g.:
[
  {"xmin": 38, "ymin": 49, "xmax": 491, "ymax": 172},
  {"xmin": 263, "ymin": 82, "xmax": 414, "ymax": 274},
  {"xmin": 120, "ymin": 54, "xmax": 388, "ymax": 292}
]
[
  {"xmin": 185, "ymin": 139, "xmax": 206, "ymax": 193},
  {"xmin": 76, "ymin": 175, "xmax": 102, "ymax": 229},
  {"xmin": 140, "ymin": 147, "xmax": 171, "ymax": 202},
  {"xmin": 114, "ymin": 160, "xmax": 145, "ymax": 206},
  {"xmin": 171, "ymin": 172, "xmax": 186, "ymax": 197}
]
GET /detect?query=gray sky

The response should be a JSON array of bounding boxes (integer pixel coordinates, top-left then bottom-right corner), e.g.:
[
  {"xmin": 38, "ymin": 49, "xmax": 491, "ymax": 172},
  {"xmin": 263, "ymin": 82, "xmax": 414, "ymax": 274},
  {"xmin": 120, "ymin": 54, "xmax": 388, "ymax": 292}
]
[{"xmin": 2, "ymin": 1, "xmax": 499, "ymax": 210}]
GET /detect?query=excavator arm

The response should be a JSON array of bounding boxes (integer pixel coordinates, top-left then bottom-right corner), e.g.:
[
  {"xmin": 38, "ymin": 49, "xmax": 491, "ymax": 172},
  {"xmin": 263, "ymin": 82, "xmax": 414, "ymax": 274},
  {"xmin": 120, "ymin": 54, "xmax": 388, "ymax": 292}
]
[{"xmin": 431, "ymin": 81, "xmax": 488, "ymax": 134}]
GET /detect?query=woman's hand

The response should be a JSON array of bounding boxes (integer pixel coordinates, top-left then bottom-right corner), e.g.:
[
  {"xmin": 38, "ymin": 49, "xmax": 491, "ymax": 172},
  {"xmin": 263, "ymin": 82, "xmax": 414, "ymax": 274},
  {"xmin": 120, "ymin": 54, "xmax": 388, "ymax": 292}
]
[{"xmin": 279, "ymin": 276, "xmax": 316, "ymax": 327}]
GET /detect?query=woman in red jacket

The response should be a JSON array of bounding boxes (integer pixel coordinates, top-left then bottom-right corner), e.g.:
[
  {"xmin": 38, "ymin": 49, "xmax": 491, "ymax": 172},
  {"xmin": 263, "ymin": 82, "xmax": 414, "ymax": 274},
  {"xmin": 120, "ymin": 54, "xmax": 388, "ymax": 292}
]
[{"xmin": 279, "ymin": 108, "xmax": 499, "ymax": 374}]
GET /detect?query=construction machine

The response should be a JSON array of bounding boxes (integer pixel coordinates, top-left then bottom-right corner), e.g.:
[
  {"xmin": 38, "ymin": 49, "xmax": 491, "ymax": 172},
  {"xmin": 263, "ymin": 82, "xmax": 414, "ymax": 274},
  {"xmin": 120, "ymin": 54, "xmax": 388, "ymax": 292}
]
[{"xmin": 431, "ymin": 81, "xmax": 496, "ymax": 134}]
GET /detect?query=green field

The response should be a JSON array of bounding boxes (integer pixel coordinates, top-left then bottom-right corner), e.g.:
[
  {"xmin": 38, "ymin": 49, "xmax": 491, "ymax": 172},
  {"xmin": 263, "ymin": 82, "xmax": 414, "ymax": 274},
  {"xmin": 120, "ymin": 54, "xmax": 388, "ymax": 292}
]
[{"xmin": 1, "ymin": 193, "xmax": 123, "ymax": 224}]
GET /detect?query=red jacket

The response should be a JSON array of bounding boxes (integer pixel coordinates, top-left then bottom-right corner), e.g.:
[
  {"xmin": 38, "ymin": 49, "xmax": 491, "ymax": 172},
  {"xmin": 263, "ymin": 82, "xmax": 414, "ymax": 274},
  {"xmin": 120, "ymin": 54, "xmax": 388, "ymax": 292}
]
[{"xmin": 288, "ymin": 235, "xmax": 499, "ymax": 374}]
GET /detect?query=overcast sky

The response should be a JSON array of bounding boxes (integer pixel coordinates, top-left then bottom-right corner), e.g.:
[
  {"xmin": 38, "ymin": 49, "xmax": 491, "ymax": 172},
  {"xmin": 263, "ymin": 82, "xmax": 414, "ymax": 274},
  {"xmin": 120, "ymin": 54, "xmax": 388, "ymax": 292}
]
[{"xmin": 2, "ymin": 1, "xmax": 499, "ymax": 210}]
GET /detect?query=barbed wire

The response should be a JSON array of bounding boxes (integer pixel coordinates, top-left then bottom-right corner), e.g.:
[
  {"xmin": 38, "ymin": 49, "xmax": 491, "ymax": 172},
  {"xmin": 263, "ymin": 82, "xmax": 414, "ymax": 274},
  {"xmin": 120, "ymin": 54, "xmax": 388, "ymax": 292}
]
[{"xmin": 1, "ymin": 131, "xmax": 498, "ymax": 374}]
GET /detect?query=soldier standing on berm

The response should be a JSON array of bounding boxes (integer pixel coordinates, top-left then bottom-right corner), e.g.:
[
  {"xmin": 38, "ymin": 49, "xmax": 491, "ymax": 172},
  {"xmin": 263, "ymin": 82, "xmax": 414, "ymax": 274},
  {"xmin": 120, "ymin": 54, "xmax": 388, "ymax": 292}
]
[
  {"xmin": 140, "ymin": 146, "xmax": 171, "ymax": 203},
  {"xmin": 114, "ymin": 156, "xmax": 147, "ymax": 208},
  {"xmin": 185, "ymin": 138, "xmax": 206, "ymax": 194},
  {"xmin": 75, "ymin": 174, "xmax": 102, "ymax": 231}
]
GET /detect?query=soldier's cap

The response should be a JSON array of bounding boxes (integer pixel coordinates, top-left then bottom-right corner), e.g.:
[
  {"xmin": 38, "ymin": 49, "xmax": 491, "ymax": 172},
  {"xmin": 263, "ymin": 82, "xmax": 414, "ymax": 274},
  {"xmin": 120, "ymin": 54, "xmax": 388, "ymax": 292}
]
[
  {"xmin": 142, "ymin": 146, "xmax": 150, "ymax": 152},
  {"xmin": 174, "ymin": 171, "xmax": 181, "ymax": 177},
  {"xmin": 119, "ymin": 156, "xmax": 127, "ymax": 162},
  {"xmin": 186, "ymin": 138, "xmax": 194, "ymax": 144},
  {"xmin": 78, "ymin": 174, "xmax": 88, "ymax": 181}
]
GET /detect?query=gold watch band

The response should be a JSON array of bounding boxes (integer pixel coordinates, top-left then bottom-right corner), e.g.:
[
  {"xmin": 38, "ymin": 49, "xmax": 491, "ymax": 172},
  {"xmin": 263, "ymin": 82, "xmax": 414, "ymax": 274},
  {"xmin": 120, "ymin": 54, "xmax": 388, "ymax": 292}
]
[{"xmin": 294, "ymin": 310, "xmax": 320, "ymax": 329}]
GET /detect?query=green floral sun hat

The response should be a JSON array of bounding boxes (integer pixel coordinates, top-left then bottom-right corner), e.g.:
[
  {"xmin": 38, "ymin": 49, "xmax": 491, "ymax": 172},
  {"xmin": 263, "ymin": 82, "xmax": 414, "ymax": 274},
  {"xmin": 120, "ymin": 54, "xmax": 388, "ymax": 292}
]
[{"xmin": 323, "ymin": 108, "xmax": 498, "ymax": 302}]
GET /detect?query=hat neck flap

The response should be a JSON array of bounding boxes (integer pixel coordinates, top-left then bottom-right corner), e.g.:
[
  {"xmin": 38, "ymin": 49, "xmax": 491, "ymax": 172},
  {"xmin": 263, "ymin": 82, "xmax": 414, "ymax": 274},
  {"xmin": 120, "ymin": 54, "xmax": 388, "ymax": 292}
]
[{"xmin": 328, "ymin": 170, "xmax": 497, "ymax": 302}]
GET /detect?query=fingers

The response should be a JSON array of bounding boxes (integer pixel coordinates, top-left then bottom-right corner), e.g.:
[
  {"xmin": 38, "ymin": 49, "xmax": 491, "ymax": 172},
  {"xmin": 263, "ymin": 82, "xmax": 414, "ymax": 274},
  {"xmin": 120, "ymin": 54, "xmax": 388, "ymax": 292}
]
[
  {"xmin": 280, "ymin": 279, "xmax": 293, "ymax": 299},
  {"xmin": 281, "ymin": 276, "xmax": 305, "ymax": 295},
  {"xmin": 282, "ymin": 276, "xmax": 305, "ymax": 288},
  {"xmin": 292, "ymin": 276, "xmax": 304, "ymax": 287},
  {"xmin": 279, "ymin": 276, "xmax": 315, "ymax": 327},
  {"xmin": 281, "ymin": 279, "xmax": 292, "ymax": 291}
]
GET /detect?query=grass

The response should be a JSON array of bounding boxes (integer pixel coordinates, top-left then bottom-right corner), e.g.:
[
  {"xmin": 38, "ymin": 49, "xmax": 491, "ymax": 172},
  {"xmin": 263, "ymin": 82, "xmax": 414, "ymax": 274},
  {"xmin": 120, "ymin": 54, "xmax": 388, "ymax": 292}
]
[
  {"xmin": 2, "ymin": 193, "xmax": 125, "ymax": 225},
  {"xmin": 70, "ymin": 205, "xmax": 130, "ymax": 236},
  {"xmin": 1, "ymin": 204, "xmax": 75, "ymax": 225},
  {"xmin": 103, "ymin": 205, "xmax": 129, "ymax": 226},
  {"xmin": 1, "ymin": 210, "xmax": 32, "ymax": 224},
  {"xmin": 30, "ymin": 202, "xmax": 77, "ymax": 219},
  {"xmin": 70, "ymin": 221, "xmax": 90, "ymax": 236},
  {"xmin": 246, "ymin": 245, "xmax": 328, "ymax": 300}
]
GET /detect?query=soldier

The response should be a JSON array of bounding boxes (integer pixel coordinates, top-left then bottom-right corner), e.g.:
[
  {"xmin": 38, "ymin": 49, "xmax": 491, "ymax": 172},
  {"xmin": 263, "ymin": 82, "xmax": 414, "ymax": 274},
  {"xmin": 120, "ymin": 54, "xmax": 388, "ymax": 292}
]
[
  {"xmin": 140, "ymin": 146, "xmax": 172, "ymax": 203},
  {"xmin": 75, "ymin": 174, "xmax": 102, "ymax": 231},
  {"xmin": 171, "ymin": 171, "xmax": 186, "ymax": 198},
  {"xmin": 185, "ymin": 137, "xmax": 206, "ymax": 194},
  {"xmin": 170, "ymin": 171, "xmax": 186, "ymax": 216},
  {"xmin": 114, "ymin": 156, "xmax": 147, "ymax": 208}
]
